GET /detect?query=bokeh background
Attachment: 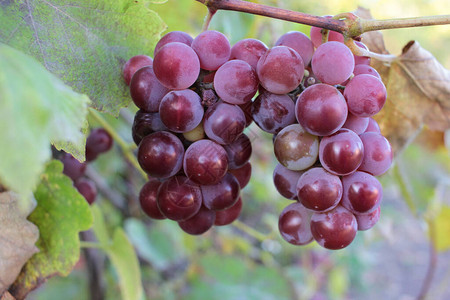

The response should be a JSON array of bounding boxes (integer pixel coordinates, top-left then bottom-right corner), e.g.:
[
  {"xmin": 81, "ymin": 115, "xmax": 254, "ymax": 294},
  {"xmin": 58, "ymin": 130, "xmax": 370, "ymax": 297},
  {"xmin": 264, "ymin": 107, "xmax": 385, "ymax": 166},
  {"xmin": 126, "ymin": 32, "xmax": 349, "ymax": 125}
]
[{"xmin": 29, "ymin": 0, "xmax": 450, "ymax": 299}]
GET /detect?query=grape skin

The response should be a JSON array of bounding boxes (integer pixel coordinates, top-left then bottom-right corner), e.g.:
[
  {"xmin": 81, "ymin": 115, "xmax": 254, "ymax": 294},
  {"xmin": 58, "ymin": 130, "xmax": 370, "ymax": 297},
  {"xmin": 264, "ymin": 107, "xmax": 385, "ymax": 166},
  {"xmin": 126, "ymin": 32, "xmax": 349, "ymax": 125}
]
[
  {"xmin": 132, "ymin": 110, "xmax": 168, "ymax": 146},
  {"xmin": 122, "ymin": 55, "xmax": 153, "ymax": 86},
  {"xmin": 74, "ymin": 178, "xmax": 97, "ymax": 205},
  {"xmin": 310, "ymin": 16, "xmax": 344, "ymax": 48},
  {"xmin": 139, "ymin": 179, "xmax": 165, "ymax": 220},
  {"xmin": 342, "ymin": 112, "xmax": 369, "ymax": 135},
  {"xmin": 154, "ymin": 31, "xmax": 194, "ymax": 54},
  {"xmin": 214, "ymin": 196, "xmax": 242, "ymax": 226},
  {"xmin": 344, "ymin": 74, "xmax": 387, "ymax": 117},
  {"xmin": 278, "ymin": 202, "xmax": 313, "ymax": 246},
  {"xmin": 341, "ymin": 171, "xmax": 383, "ymax": 215},
  {"xmin": 228, "ymin": 162, "xmax": 252, "ymax": 189},
  {"xmin": 191, "ymin": 30, "xmax": 231, "ymax": 71},
  {"xmin": 178, "ymin": 205, "xmax": 216, "ymax": 235},
  {"xmin": 274, "ymin": 31, "xmax": 314, "ymax": 66},
  {"xmin": 223, "ymin": 133, "xmax": 252, "ymax": 170},
  {"xmin": 230, "ymin": 38, "xmax": 268, "ymax": 70},
  {"xmin": 273, "ymin": 163, "xmax": 304, "ymax": 200},
  {"xmin": 201, "ymin": 173, "xmax": 241, "ymax": 211},
  {"xmin": 356, "ymin": 206, "xmax": 380, "ymax": 231},
  {"xmin": 358, "ymin": 132, "xmax": 393, "ymax": 176}
]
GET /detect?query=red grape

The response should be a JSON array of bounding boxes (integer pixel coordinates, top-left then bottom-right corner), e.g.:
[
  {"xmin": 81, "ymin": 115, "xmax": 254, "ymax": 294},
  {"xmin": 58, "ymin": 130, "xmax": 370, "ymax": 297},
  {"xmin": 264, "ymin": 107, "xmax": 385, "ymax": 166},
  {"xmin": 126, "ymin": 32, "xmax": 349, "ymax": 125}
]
[
  {"xmin": 178, "ymin": 205, "xmax": 216, "ymax": 235},
  {"xmin": 139, "ymin": 179, "xmax": 165, "ymax": 220},
  {"xmin": 123, "ymin": 55, "xmax": 153, "ymax": 86},
  {"xmin": 191, "ymin": 30, "xmax": 231, "ymax": 71},
  {"xmin": 341, "ymin": 171, "xmax": 383, "ymax": 214},
  {"xmin": 278, "ymin": 202, "xmax": 313, "ymax": 246}
]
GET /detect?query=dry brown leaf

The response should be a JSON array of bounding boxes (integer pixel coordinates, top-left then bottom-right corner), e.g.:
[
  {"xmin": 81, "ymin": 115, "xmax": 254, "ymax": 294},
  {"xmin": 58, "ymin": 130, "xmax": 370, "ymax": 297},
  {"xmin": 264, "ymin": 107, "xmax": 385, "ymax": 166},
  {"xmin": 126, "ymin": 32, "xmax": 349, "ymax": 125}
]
[
  {"xmin": 0, "ymin": 291, "xmax": 15, "ymax": 300},
  {"xmin": 356, "ymin": 8, "xmax": 450, "ymax": 154},
  {"xmin": 0, "ymin": 192, "xmax": 39, "ymax": 295}
]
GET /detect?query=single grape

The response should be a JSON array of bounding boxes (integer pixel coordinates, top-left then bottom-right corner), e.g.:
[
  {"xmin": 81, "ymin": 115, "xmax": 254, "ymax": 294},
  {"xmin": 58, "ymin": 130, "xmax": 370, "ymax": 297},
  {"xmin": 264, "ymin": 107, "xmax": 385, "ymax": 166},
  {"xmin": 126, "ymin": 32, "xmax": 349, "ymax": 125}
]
[
  {"xmin": 214, "ymin": 60, "xmax": 258, "ymax": 105},
  {"xmin": 132, "ymin": 110, "xmax": 168, "ymax": 146},
  {"xmin": 310, "ymin": 16, "xmax": 344, "ymax": 48},
  {"xmin": 228, "ymin": 162, "xmax": 252, "ymax": 189},
  {"xmin": 129, "ymin": 66, "xmax": 169, "ymax": 113},
  {"xmin": 157, "ymin": 176, "xmax": 202, "ymax": 221},
  {"xmin": 319, "ymin": 129, "xmax": 364, "ymax": 176},
  {"xmin": 60, "ymin": 152, "xmax": 86, "ymax": 181},
  {"xmin": 139, "ymin": 179, "xmax": 165, "ymax": 220},
  {"xmin": 251, "ymin": 92, "xmax": 296, "ymax": 134},
  {"xmin": 159, "ymin": 89, "xmax": 204, "ymax": 133},
  {"xmin": 74, "ymin": 178, "xmax": 97, "ymax": 205},
  {"xmin": 353, "ymin": 41, "xmax": 371, "ymax": 66},
  {"xmin": 359, "ymin": 132, "xmax": 393, "ymax": 176},
  {"xmin": 201, "ymin": 173, "xmax": 240, "ymax": 211},
  {"xmin": 183, "ymin": 122, "xmax": 206, "ymax": 142},
  {"xmin": 310, "ymin": 205, "xmax": 357, "ymax": 250},
  {"xmin": 311, "ymin": 41, "xmax": 354, "ymax": 85},
  {"xmin": 191, "ymin": 30, "xmax": 231, "ymax": 71},
  {"xmin": 274, "ymin": 124, "xmax": 319, "ymax": 171},
  {"xmin": 85, "ymin": 128, "xmax": 113, "ymax": 161},
  {"xmin": 214, "ymin": 196, "xmax": 242, "ymax": 226},
  {"xmin": 153, "ymin": 42, "xmax": 200, "ymax": 90},
  {"xmin": 257, "ymin": 46, "xmax": 305, "ymax": 94},
  {"xmin": 278, "ymin": 202, "xmax": 313, "ymax": 246},
  {"xmin": 183, "ymin": 139, "xmax": 228, "ymax": 185},
  {"xmin": 223, "ymin": 133, "xmax": 252, "ymax": 170},
  {"xmin": 272, "ymin": 163, "xmax": 304, "ymax": 200},
  {"xmin": 355, "ymin": 206, "xmax": 380, "ymax": 231},
  {"xmin": 203, "ymin": 101, "xmax": 246, "ymax": 145},
  {"xmin": 353, "ymin": 64, "xmax": 381, "ymax": 79},
  {"xmin": 342, "ymin": 112, "xmax": 369, "ymax": 135},
  {"xmin": 296, "ymin": 84, "xmax": 348, "ymax": 136},
  {"xmin": 365, "ymin": 117, "xmax": 381, "ymax": 134},
  {"xmin": 154, "ymin": 31, "xmax": 194, "ymax": 54},
  {"xmin": 123, "ymin": 55, "xmax": 153, "ymax": 86},
  {"xmin": 178, "ymin": 205, "xmax": 216, "ymax": 235},
  {"xmin": 274, "ymin": 31, "xmax": 314, "ymax": 66},
  {"xmin": 344, "ymin": 74, "xmax": 387, "ymax": 117},
  {"xmin": 137, "ymin": 131, "xmax": 184, "ymax": 178},
  {"xmin": 296, "ymin": 167, "xmax": 343, "ymax": 212},
  {"xmin": 341, "ymin": 171, "xmax": 383, "ymax": 215},
  {"xmin": 230, "ymin": 38, "xmax": 268, "ymax": 70}
]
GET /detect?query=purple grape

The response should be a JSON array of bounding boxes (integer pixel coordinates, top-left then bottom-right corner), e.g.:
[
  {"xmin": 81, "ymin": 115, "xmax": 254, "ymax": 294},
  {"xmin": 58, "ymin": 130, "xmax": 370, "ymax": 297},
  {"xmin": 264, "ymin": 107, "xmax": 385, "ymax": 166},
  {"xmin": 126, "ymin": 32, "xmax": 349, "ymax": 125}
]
[
  {"xmin": 201, "ymin": 173, "xmax": 240, "ymax": 211},
  {"xmin": 272, "ymin": 163, "xmax": 304, "ymax": 200},
  {"xmin": 274, "ymin": 31, "xmax": 314, "ymax": 66},
  {"xmin": 239, "ymin": 101, "xmax": 253, "ymax": 127},
  {"xmin": 278, "ymin": 202, "xmax": 313, "ymax": 246},
  {"xmin": 123, "ymin": 55, "xmax": 153, "ymax": 86},
  {"xmin": 310, "ymin": 17, "xmax": 344, "ymax": 48},
  {"xmin": 344, "ymin": 74, "xmax": 387, "ymax": 117},
  {"xmin": 228, "ymin": 162, "xmax": 251, "ymax": 189},
  {"xmin": 358, "ymin": 132, "xmax": 393, "ymax": 176},
  {"xmin": 353, "ymin": 41, "xmax": 371, "ymax": 66},
  {"xmin": 159, "ymin": 89, "xmax": 204, "ymax": 133},
  {"xmin": 311, "ymin": 41, "xmax": 354, "ymax": 85},
  {"xmin": 139, "ymin": 179, "xmax": 165, "ymax": 220},
  {"xmin": 341, "ymin": 171, "xmax": 383, "ymax": 215},
  {"xmin": 223, "ymin": 134, "xmax": 252, "ymax": 169},
  {"xmin": 319, "ymin": 129, "xmax": 364, "ymax": 176},
  {"xmin": 342, "ymin": 112, "xmax": 369, "ymax": 135},
  {"xmin": 353, "ymin": 64, "xmax": 381, "ymax": 79},
  {"xmin": 356, "ymin": 206, "xmax": 380, "ymax": 231},
  {"xmin": 74, "ymin": 178, "xmax": 97, "ymax": 205},
  {"xmin": 365, "ymin": 117, "xmax": 381, "ymax": 133},
  {"xmin": 154, "ymin": 31, "xmax": 194, "ymax": 54},
  {"xmin": 214, "ymin": 196, "xmax": 242, "ymax": 226},
  {"xmin": 137, "ymin": 131, "xmax": 184, "ymax": 178},
  {"xmin": 191, "ymin": 30, "xmax": 231, "ymax": 71},
  {"xmin": 214, "ymin": 60, "xmax": 258, "ymax": 105},
  {"xmin": 153, "ymin": 42, "xmax": 200, "ymax": 90},
  {"xmin": 203, "ymin": 101, "xmax": 246, "ymax": 145},
  {"xmin": 129, "ymin": 66, "xmax": 169, "ymax": 112},
  {"xmin": 296, "ymin": 84, "xmax": 348, "ymax": 136},
  {"xmin": 157, "ymin": 176, "xmax": 202, "ymax": 221},
  {"xmin": 256, "ymin": 46, "xmax": 305, "ymax": 94},
  {"xmin": 310, "ymin": 205, "xmax": 357, "ymax": 250},
  {"xmin": 183, "ymin": 139, "xmax": 228, "ymax": 185},
  {"xmin": 178, "ymin": 205, "xmax": 216, "ymax": 235},
  {"xmin": 274, "ymin": 124, "xmax": 319, "ymax": 171},
  {"xmin": 296, "ymin": 167, "xmax": 343, "ymax": 212},
  {"xmin": 132, "ymin": 110, "xmax": 168, "ymax": 146},
  {"xmin": 85, "ymin": 128, "xmax": 113, "ymax": 161},
  {"xmin": 251, "ymin": 92, "xmax": 296, "ymax": 134},
  {"xmin": 60, "ymin": 152, "xmax": 86, "ymax": 181},
  {"xmin": 230, "ymin": 38, "xmax": 268, "ymax": 70}
]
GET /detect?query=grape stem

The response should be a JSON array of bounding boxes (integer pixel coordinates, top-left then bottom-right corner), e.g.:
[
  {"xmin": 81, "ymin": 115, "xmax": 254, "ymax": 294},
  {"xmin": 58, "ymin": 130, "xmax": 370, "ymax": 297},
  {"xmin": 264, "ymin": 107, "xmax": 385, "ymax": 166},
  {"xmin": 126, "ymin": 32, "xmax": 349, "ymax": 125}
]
[{"xmin": 231, "ymin": 219, "xmax": 271, "ymax": 242}]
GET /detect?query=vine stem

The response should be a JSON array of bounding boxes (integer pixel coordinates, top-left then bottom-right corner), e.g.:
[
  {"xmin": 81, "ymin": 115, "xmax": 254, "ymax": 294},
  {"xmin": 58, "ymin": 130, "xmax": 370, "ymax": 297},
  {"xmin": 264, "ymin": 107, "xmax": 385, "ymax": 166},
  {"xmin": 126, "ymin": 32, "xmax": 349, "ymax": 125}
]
[
  {"xmin": 88, "ymin": 108, "xmax": 148, "ymax": 180},
  {"xmin": 417, "ymin": 218, "xmax": 438, "ymax": 300},
  {"xmin": 195, "ymin": 0, "xmax": 450, "ymax": 37}
]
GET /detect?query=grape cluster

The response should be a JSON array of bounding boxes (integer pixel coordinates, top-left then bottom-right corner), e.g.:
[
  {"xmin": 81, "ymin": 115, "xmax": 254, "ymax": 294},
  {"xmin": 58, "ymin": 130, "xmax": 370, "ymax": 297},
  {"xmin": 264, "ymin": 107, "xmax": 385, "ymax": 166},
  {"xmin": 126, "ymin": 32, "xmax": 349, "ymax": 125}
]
[
  {"xmin": 124, "ymin": 27, "xmax": 392, "ymax": 247},
  {"xmin": 57, "ymin": 128, "xmax": 113, "ymax": 205},
  {"xmin": 125, "ymin": 31, "xmax": 253, "ymax": 235}
]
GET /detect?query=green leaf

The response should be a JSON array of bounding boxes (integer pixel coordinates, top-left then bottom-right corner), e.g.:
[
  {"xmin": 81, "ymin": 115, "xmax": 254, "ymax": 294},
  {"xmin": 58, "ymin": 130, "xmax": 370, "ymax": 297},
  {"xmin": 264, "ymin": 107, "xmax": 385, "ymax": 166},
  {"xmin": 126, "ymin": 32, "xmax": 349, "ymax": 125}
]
[
  {"xmin": 9, "ymin": 160, "xmax": 93, "ymax": 300},
  {"xmin": 185, "ymin": 254, "xmax": 292, "ymax": 300},
  {"xmin": 0, "ymin": 44, "xmax": 89, "ymax": 198},
  {"xmin": 0, "ymin": 0, "xmax": 166, "ymax": 115},
  {"xmin": 92, "ymin": 207, "xmax": 143, "ymax": 300},
  {"xmin": 434, "ymin": 205, "xmax": 450, "ymax": 252}
]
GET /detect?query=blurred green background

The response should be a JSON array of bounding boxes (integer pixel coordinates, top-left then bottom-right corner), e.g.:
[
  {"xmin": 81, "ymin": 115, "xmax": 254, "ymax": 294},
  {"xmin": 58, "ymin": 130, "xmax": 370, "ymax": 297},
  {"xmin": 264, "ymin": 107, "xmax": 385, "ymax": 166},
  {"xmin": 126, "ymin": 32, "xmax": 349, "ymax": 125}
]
[{"xmin": 29, "ymin": 0, "xmax": 450, "ymax": 299}]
